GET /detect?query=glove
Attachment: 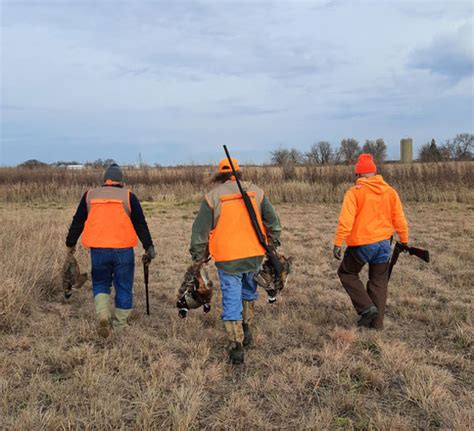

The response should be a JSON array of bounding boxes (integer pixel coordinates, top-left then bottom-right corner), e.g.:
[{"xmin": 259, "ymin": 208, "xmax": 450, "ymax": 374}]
[
  {"xmin": 142, "ymin": 245, "xmax": 156, "ymax": 264},
  {"xmin": 333, "ymin": 245, "xmax": 342, "ymax": 260}
]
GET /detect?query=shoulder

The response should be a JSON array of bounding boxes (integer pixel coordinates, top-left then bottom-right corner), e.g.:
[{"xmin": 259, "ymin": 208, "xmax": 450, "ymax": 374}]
[
  {"xmin": 247, "ymin": 182, "xmax": 263, "ymax": 193},
  {"xmin": 205, "ymin": 181, "xmax": 233, "ymax": 201},
  {"xmin": 387, "ymin": 186, "xmax": 400, "ymax": 200},
  {"xmin": 346, "ymin": 185, "xmax": 358, "ymax": 196}
]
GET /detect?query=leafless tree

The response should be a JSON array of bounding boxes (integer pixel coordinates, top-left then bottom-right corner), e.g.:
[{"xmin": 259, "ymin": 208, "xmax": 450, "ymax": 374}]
[
  {"xmin": 338, "ymin": 138, "xmax": 360, "ymax": 164},
  {"xmin": 305, "ymin": 141, "xmax": 334, "ymax": 165},
  {"xmin": 451, "ymin": 133, "xmax": 473, "ymax": 160},
  {"xmin": 270, "ymin": 147, "xmax": 304, "ymax": 166},
  {"xmin": 362, "ymin": 138, "xmax": 387, "ymax": 164}
]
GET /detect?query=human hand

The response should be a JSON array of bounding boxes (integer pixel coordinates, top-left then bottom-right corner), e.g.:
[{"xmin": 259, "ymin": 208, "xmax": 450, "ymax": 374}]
[{"xmin": 142, "ymin": 245, "xmax": 156, "ymax": 264}]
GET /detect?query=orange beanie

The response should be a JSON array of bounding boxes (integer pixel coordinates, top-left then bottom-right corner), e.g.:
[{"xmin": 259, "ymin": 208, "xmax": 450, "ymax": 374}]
[{"xmin": 355, "ymin": 154, "xmax": 377, "ymax": 174}]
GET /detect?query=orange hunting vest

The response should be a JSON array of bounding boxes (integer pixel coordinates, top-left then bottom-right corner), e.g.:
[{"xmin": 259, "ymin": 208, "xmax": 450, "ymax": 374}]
[
  {"xmin": 82, "ymin": 186, "xmax": 138, "ymax": 248},
  {"xmin": 206, "ymin": 180, "xmax": 266, "ymax": 262}
]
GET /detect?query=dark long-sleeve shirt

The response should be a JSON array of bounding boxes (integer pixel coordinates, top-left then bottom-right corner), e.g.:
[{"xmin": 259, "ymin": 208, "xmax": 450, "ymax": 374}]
[{"xmin": 66, "ymin": 187, "xmax": 154, "ymax": 250}]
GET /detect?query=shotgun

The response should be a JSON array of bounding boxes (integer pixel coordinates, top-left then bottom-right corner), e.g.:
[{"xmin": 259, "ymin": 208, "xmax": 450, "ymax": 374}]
[
  {"xmin": 223, "ymin": 145, "xmax": 283, "ymax": 277},
  {"xmin": 142, "ymin": 258, "xmax": 150, "ymax": 316}
]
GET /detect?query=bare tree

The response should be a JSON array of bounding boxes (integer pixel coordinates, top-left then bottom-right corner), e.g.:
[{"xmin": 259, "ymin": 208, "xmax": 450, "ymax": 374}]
[
  {"xmin": 305, "ymin": 141, "xmax": 334, "ymax": 165},
  {"xmin": 362, "ymin": 138, "xmax": 387, "ymax": 164},
  {"xmin": 338, "ymin": 138, "xmax": 360, "ymax": 164},
  {"xmin": 451, "ymin": 133, "xmax": 473, "ymax": 161},
  {"xmin": 270, "ymin": 147, "xmax": 303, "ymax": 166}
]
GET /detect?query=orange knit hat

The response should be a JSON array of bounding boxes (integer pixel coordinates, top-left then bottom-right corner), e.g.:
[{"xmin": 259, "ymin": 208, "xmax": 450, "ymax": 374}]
[
  {"xmin": 355, "ymin": 154, "xmax": 377, "ymax": 174},
  {"xmin": 218, "ymin": 157, "xmax": 239, "ymax": 173}
]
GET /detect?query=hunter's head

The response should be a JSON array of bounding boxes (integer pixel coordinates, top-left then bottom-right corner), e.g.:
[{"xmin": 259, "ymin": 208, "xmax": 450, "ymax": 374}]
[
  {"xmin": 355, "ymin": 154, "xmax": 377, "ymax": 178},
  {"xmin": 212, "ymin": 157, "xmax": 242, "ymax": 183},
  {"xmin": 103, "ymin": 163, "xmax": 124, "ymax": 186}
]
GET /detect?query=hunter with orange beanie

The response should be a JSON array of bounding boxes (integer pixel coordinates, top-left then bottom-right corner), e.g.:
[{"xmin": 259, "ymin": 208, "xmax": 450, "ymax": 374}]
[
  {"xmin": 333, "ymin": 154, "xmax": 409, "ymax": 329},
  {"xmin": 66, "ymin": 164, "xmax": 155, "ymax": 338},
  {"xmin": 190, "ymin": 157, "xmax": 281, "ymax": 364}
]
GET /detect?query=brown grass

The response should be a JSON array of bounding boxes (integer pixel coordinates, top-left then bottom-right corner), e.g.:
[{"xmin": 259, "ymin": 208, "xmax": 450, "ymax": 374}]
[
  {"xmin": 1, "ymin": 195, "xmax": 473, "ymax": 429},
  {"xmin": 1, "ymin": 161, "xmax": 473, "ymax": 204}
]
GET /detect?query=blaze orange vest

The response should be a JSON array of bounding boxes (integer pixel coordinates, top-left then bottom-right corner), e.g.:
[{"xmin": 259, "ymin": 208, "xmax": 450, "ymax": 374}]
[
  {"xmin": 82, "ymin": 187, "xmax": 138, "ymax": 248},
  {"xmin": 206, "ymin": 181, "xmax": 266, "ymax": 262}
]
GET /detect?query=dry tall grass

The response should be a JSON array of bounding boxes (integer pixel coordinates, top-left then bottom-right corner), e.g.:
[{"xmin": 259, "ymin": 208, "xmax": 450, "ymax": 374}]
[
  {"xmin": 1, "ymin": 162, "xmax": 473, "ymax": 204},
  {"xmin": 1, "ymin": 195, "xmax": 472, "ymax": 429}
]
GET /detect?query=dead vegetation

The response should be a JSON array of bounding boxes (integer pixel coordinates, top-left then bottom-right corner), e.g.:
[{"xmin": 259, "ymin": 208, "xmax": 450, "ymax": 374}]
[
  {"xmin": 1, "ymin": 162, "xmax": 473, "ymax": 205},
  {"xmin": 1, "ymin": 190, "xmax": 472, "ymax": 429}
]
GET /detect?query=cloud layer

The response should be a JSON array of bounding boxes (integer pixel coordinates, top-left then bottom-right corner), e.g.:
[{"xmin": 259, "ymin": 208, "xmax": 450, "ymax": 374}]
[{"xmin": 1, "ymin": 0, "xmax": 473, "ymax": 165}]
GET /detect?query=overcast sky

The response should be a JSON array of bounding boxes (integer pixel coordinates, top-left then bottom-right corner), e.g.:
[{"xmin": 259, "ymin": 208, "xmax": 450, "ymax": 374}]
[{"xmin": 1, "ymin": 0, "xmax": 473, "ymax": 166}]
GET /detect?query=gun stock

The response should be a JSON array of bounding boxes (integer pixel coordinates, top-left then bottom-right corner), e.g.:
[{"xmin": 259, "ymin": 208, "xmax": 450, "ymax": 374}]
[{"xmin": 407, "ymin": 246, "xmax": 430, "ymax": 263}]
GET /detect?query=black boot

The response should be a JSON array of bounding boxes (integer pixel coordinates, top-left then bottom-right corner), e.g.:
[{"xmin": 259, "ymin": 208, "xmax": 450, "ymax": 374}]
[
  {"xmin": 242, "ymin": 323, "xmax": 253, "ymax": 347},
  {"xmin": 357, "ymin": 305, "xmax": 378, "ymax": 328},
  {"xmin": 229, "ymin": 342, "xmax": 245, "ymax": 365}
]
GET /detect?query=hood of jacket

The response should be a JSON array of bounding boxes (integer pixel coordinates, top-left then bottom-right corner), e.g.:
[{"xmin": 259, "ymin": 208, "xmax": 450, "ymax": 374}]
[{"xmin": 356, "ymin": 175, "xmax": 390, "ymax": 195}]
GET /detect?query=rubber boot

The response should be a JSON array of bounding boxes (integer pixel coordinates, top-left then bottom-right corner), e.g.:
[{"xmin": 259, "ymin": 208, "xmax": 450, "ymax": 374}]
[
  {"xmin": 242, "ymin": 300, "xmax": 255, "ymax": 347},
  {"xmin": 224, "ymin": 320, "xmax": 245, "ymax": 365},
  {"xmin": 94, "ymin": 293, "xmax": 111, "ymax": 338},
  {"xmin": 113, "ymin": 308, "xmax": 131, "ymax": 332}
]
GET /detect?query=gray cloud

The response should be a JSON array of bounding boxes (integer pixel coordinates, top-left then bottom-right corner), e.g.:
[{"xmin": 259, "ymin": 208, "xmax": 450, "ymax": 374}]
[
  {"xmin": 1, "ymin": 1, "xmax": 473, "ymax": 165},
  {"xmin": 410, "ymin": 23, "xmax": 473, "ymax": 80}
]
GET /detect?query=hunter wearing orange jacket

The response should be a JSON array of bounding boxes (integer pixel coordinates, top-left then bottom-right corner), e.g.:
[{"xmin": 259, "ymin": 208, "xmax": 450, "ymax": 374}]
[{"xmin": 333, "ymin": 154, "xmax": 409, "ymax": 329}]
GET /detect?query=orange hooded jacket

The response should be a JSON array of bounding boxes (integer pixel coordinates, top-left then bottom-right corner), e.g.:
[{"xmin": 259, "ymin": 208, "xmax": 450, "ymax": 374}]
[{"xmin": 334, "ymin": 175, "xmax": 409, "ymax": 247}]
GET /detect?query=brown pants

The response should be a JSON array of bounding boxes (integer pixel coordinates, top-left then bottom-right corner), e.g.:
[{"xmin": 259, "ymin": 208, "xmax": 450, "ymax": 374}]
[{"xmin": 337, "ymin": 249, "xmax": 389, "ymax": 329}]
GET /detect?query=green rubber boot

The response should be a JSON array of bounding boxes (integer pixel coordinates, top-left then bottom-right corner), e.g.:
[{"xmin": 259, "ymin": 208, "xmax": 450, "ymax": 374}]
[
  {"xmin": 113, "ymin": 308, "xmax": 131, "ymax": 332},
  {"xmin": 94, "ymin": 293, "xmax": 111, "ymax": 338}
]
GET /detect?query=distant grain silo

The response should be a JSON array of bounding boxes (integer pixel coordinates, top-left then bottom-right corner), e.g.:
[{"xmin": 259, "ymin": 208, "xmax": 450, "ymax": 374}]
[{"xmin": 400, "ymin": 137, "xmax": 413, "ymax": 163}]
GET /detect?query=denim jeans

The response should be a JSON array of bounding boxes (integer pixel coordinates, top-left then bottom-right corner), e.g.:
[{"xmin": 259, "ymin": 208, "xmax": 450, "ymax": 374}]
[
  {"xmin": 218, "ymin": 270, "xmax": 258, "ymax": 321},
  {"xmin": 352, "ymin": 240, "xmax": 391, "ymax": 264},
  {"xmin": 90, "ymin": 248, "xmax": 135, "ymax": 309}
]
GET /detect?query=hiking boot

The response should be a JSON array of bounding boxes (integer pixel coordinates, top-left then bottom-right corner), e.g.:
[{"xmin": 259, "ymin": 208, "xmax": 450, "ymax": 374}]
[
  {"xmin": 357, "ymin": 305, "xmax": 379, "ymax": 328},
  {"xmin": 229, "ymin": 342, "xmax": 244, "ymax": 365},
  {"xmin": 242, "ymin": 322, "xmax": 253, "ymax": 347}
]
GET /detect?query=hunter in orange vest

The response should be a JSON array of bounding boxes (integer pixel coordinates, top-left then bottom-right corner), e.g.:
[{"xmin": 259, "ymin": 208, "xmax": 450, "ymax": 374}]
[
  {"xmin": 190, "ymin": 157, "xmax": 282, "ymax": 364},
  {"xmin": 66, "ymin": 164, "xmax": 155, "ymax": 338}
]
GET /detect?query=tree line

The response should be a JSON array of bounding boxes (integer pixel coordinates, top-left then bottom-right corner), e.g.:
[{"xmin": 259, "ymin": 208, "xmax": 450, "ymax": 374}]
[
  {"xmin": 14, "ymin": 133, "xmax": 473, "ymax": 169},
  {"xmin": 270, "ymin": 133, "xmax": 473, "ymax": 166},
  {"xmin": 17, "ymin": 158, "xmax": 117, "ymax": 169},
  {"xmin": 418, "ymin": 134, "xmax": 473, "ymax": 162}
]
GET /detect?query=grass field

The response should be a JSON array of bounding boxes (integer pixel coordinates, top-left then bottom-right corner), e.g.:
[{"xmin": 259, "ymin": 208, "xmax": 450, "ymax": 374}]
[{"xmin": 1, "ymin": 195, "xmax": 473, "ymax": 429}]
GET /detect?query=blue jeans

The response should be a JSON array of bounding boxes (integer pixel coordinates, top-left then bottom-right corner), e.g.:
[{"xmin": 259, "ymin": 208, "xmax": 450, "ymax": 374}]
[
  {"xmin": 218, "ymin": 270, "xmax": 258, "ymax": 321},
  {"xmin": 91, "ymin": 248, "xmax": 135, "ymax": 309},
  {"xmin": 353, "ymin": 240, "xmax": 391, "ymax": 264}
]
